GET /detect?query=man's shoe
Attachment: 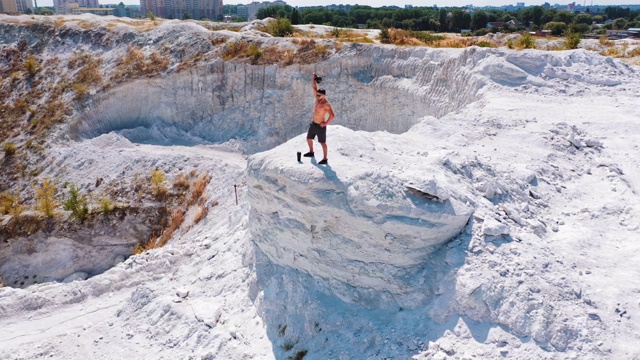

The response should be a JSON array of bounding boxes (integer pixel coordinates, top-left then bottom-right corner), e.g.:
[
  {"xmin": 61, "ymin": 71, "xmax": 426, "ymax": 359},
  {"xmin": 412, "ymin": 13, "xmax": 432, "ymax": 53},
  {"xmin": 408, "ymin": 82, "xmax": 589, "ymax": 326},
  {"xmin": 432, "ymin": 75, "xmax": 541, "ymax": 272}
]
[
  {"xmin": 303, "ymin": 152, "xmax": 314, "ymax": 157},
  {"xmin": 319, "ymin": 158, "xmax": 328, "ymax": 165}
]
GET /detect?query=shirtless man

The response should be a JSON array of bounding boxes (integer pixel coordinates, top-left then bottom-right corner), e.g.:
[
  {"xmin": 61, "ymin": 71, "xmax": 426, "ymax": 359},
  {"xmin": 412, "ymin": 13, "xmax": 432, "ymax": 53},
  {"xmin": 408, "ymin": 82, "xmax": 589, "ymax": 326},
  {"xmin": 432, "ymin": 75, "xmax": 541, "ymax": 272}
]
[{"xmin": 304, "ymin": 73, "xmax": 335, "ymax": 165}]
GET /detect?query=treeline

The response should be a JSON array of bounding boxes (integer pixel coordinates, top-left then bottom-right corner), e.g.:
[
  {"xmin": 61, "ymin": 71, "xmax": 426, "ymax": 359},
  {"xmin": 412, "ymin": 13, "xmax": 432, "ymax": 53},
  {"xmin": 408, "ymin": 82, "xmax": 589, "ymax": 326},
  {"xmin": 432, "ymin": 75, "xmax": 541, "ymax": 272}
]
[{"xmin": 256, "ymin": 5, "xmax": 640, "ymax": 35}]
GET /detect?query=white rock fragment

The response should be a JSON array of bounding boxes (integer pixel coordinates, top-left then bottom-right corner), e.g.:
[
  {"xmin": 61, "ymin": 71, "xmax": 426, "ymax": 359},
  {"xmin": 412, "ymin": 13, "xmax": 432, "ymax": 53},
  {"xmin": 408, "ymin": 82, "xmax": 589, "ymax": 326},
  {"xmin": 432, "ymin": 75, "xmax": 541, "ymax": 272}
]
[
  {"xmin": 482, "ymin": 217, "xmax": 510, "ymax": 236},
  {"xmin": 567, "ymin": 133, "xmax": 584, "ymax": 148},
  {"xmin": 176, "ymin": 289, "xmax": 189, "ymax": 298},
  {"xmin": 585, "ymin": 139, "xmax": 603, "ymax": 147}
]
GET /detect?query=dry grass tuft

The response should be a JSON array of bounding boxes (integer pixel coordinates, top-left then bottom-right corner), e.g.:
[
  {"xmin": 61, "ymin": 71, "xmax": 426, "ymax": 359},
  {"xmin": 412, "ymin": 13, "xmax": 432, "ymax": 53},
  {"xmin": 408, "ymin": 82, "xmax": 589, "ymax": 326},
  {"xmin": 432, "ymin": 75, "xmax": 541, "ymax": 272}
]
[
  {"xmin": 189, "ymin": 174, "xmax": 211, "ymax": 207},
  {"xmin": 156, "ymin": 207, "xmax": 185, "ymax": 247},
  {"xmin": 193, "ymin": 205, "xmax": 208, "ymax": 224},
  {"xmin": 173, "ymin": 172, "xmax": 191, "ymax": 191},
  {"xmin": 601, "ymin": 47, "xmax": 621, "ymax": 57},
  {"xmin": 222, "ymin": 40, "xmax": 249, "ymax": 60},
  {"xmin": 598, "ymin": 35, "xmax": 614, "ymax": 46},
  {"xmin": 133, "ymin": 235, "xmax": 157, "ymax": 254}
]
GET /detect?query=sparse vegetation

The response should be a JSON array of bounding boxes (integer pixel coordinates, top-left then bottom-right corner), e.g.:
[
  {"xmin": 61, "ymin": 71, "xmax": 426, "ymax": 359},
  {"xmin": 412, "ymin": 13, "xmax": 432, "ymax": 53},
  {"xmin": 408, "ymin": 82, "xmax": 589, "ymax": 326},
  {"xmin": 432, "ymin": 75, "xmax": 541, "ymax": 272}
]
[
  {"xmin": 113, "ymin": 47, "xmax": 170, "ymax": 80},
  {"xmin": 35, "ymin": 177, "xmax": 57, "ymax": 217}
]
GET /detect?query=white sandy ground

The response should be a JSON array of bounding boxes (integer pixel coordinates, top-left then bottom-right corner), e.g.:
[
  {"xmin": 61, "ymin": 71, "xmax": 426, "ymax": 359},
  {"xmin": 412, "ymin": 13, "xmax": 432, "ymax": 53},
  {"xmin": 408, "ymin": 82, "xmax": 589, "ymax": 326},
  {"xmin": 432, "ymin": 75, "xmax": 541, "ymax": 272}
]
[
  {"xmin": 1, "ymin": 14, "xmax": 640, "ymax": 360},
  {"xmin": 1, "ymin": 90, "xmax": 639, "ymax": 360}
]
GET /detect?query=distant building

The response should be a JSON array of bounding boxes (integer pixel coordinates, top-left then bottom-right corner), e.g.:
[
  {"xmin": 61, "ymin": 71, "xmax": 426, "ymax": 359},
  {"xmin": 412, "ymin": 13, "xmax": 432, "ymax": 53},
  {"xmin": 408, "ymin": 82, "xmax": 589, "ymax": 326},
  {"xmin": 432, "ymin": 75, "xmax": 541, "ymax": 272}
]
[
  {"xmin": 0, "ymin": 0, "xmax": 33, "ymax": 14},
  {"xmin": 487, "ymin": 22, "xmax": 505, "ymax": 28},
  {"xmin": 16, "ymin": 0, "xmax": 32, "ymax": 13},
  {"xmin": 244, "ymin": 0, "xmax": 286, "ymax": 21},
  {"xmin": 71, "ymin": 6, "xmax": 114, "ymax": 14},
  {"xmin": 236, "ymin": 4, "xmax": 247, "ymax": 20},
  {"xmin": 54, "ymin": 0, "xmax": 98, "ymax": 14},
  {"xmin": 507, "ymin": 19, "xmax": 524, "ymax": 27},
  {"xmin": 0, "ymin": 0, "xmax": 18, "ymax": 13},
  {"xmin": 516, "ymin": 2, "xmax": 524, "ymax": 8},
  {"xmin": 141, "ymin": 0, "xmax": 222, "ymax": 20}
]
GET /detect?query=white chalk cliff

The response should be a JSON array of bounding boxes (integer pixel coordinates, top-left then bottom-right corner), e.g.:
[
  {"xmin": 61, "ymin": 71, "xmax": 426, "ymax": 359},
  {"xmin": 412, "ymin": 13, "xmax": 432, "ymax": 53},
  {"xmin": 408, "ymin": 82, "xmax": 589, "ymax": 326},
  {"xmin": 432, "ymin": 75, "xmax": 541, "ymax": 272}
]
[{"xmin": 248, "ymin": 126, "xmax": 473, "ymax": 306}]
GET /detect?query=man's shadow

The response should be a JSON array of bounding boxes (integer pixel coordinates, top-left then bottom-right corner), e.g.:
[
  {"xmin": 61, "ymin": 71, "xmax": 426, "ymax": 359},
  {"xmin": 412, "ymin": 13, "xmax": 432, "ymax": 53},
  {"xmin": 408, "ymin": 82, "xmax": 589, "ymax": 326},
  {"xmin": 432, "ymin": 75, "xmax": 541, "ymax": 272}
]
[{"xmin": 310, "ymin": 158, "xmax": 338, "ymax": 181}]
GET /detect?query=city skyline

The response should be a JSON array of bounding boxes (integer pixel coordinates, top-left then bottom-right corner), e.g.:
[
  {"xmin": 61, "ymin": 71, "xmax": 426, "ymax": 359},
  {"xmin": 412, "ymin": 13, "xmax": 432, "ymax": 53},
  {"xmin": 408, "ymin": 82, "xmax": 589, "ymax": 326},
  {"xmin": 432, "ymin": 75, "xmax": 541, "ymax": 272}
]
[{"xmin": 35, "ymin": 0, "xmax": 639, "ymax": 10}]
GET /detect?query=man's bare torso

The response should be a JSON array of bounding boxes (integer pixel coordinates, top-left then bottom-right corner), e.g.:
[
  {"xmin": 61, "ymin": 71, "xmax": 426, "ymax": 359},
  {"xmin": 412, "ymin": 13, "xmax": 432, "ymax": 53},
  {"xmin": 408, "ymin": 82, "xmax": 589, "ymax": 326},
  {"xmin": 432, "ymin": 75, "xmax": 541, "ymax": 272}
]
[{"xmin": 313, "ymin": 102, "xmax": 332, "ymax": 124}]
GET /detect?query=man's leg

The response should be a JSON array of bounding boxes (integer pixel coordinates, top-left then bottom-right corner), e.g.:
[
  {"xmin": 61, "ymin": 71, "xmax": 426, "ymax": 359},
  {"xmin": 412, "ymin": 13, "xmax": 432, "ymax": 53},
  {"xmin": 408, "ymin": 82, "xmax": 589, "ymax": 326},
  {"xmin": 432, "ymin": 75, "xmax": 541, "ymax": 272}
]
[
  {"xmin": 320, "ymin": 142, "xmax": 328, "ymax": 160},
  {"xmin": 305, "ymin": 124, "xmax": 315, "ymax": 157},
  {"xmin": 307, "ymin": 138, "xmax": 314, "ymax": 153}
]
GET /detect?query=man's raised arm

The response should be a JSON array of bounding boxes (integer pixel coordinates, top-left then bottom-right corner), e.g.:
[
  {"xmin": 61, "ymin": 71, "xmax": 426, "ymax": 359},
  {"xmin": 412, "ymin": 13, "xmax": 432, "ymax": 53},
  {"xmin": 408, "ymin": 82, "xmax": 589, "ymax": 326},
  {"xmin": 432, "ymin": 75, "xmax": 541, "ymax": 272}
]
[{"xmin": 312, "ymin": 72, "xmax": 318, "ymax": 94}]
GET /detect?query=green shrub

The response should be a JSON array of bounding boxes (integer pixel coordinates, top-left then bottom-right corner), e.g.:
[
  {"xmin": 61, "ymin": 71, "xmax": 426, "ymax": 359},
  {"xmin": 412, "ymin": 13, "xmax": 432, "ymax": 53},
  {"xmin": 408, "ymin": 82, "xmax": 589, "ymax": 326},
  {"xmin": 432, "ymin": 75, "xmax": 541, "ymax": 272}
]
[
  {"xmin": 63, "ymin": 184, "xmax": 89, "ymax": 222},
  {"xmin": 518, "ymin": 33, "xmax": 535, "ymax": 49},
  {"xmin": 266, "ymin": 18, "xmax": 294, "ymax": 37},
  {"xmin": 379, "ymin": 27, "xmax": 391, "ymax": 44},
  {"xmin": 565, "ymin": 31, "xmax": 581, "ymax": 50}
]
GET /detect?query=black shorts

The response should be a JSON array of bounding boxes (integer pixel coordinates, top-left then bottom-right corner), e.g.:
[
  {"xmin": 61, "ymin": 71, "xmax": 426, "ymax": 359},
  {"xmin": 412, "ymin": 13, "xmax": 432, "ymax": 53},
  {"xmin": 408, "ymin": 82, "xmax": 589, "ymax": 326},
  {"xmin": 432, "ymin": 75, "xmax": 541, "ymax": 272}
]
[{"xmin": 306, "ymin": 122, "xmax": 326, "ymax": 143}]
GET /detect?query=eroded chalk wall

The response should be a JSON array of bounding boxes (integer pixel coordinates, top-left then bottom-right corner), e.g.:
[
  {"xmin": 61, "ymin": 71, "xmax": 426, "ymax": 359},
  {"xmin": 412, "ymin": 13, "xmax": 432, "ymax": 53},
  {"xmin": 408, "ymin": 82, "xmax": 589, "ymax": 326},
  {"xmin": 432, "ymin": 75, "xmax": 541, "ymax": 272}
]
[{"xmin": 69, "ymin": 44, "xmax": 487, "ymax": 152}]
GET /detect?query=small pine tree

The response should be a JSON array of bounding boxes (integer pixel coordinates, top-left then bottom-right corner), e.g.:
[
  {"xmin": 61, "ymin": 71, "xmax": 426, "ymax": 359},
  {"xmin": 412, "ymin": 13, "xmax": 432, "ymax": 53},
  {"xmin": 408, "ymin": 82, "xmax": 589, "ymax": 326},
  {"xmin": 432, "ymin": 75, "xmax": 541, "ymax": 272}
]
[
  {"xmin": 63, "ymin": 184, "xmax": 89, "ymax": 222},
  {"xmin": 379, "ymin": 27, "xmax": 391, "ymax": 44},
  {"xmin": 148, "ymin": 10, "xmax": 156, "ymax": 21},
  {"xmin": 35, "ymin": 178, "xmax": 57, "ymax": 217},
  {"xmin": 150, "ymin": 168, "xmax": 167, "ymax": 198}
]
